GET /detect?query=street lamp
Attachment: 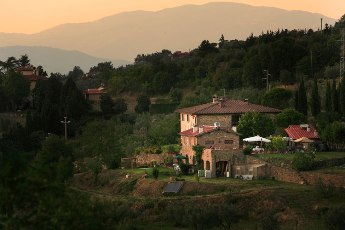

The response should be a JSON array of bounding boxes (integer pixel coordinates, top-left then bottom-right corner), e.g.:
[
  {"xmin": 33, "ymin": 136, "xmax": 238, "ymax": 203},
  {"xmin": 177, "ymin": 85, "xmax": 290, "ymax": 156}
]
[
  {"xmin": 263, "ymin": 70, "xmax": 271, "ymax": 92},
  {"xmin": 60, "ymin": 116, "xmax": 71, "ymax": 140}
]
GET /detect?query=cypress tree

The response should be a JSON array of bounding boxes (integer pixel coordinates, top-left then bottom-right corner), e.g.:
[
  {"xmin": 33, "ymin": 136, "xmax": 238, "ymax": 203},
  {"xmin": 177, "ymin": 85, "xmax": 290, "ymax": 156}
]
[
  {"xmin": 294, "ymin": 90, "xmax": 299, "ymax": 111},
  {"xmin": 340, "ymin": 78, "xmax": 345, "ymax": 117},
  {"xmin": 325, "ymin": 81, "xmax": 332, "ymax": 112},
  {"xmin": 297, "ymin": 77, "xmax": 308, "ymax": 115},
  {"xmin": 331, "ymin": 79, "xmax": 339, "ymax": 113},
  {"xmin": 311, "ymin": 77, "xmax": 321, "ymax": 116}
]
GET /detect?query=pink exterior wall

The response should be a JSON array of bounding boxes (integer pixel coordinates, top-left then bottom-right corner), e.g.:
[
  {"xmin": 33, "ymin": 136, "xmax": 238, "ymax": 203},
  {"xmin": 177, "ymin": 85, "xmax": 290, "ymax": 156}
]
[{"xmin": 180, "ymin": 113, "xmax": 197, "ymax": 132}]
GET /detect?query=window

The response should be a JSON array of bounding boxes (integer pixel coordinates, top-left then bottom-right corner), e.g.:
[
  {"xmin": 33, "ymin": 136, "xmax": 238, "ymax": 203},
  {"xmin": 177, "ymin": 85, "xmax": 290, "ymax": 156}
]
[
  {"xmin": 187, "ymin": 115, "xmax": 190, "ymax": 122},
  {"xmin": 181, "ymin": 114, "xmax": 184, "ymax": 121},
  {"xmin": 205, "ymin": 140, "xmax": 214, "ymax": 145},
  {"xmin": 224, "ymin": 140, "xmax": 234, "ymax": 144}
]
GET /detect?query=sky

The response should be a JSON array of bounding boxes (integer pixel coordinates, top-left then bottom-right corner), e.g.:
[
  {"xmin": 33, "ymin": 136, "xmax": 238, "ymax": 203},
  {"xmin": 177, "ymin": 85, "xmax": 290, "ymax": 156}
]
[{"xmin": 1, "ymin": 0, "xmax": 344, "ymax": 34}]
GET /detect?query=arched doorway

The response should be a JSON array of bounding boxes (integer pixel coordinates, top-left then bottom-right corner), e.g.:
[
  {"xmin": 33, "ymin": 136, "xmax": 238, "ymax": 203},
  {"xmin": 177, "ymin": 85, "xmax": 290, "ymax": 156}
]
[{"xmin": 206, "ymin": 161, "xmax": 210, "ymax": 170}]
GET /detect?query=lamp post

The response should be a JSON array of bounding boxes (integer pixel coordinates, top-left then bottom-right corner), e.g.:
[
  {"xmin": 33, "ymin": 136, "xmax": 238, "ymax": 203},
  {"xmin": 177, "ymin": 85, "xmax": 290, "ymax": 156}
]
[
  {"xmin": 263, "ymin": 70, "xmax": 271, "ymax": 92},
  {"xmin": 60, "ymin": 116, "xmax": 71, "ymax": 140}
]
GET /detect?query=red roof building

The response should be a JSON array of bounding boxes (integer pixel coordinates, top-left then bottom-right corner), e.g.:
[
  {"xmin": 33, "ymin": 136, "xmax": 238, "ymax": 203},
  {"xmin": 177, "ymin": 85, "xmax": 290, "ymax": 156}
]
[
  {"xmin": 83, "ymin": 87, "xmax": 105, "ymax": 95},
  {"xmin": 83, "ymin": 87, "xmax": 105, "ymax": 111},
  {"xmin": 284, "ymin": 124, "xmax": 320, "ymax": 140}
]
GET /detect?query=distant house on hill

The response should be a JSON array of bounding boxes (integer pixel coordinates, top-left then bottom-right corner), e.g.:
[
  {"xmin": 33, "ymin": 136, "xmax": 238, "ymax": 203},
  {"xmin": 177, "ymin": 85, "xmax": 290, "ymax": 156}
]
[
  {"xmin": 17, "ymin": 65, "xmax": 47, "ymax": 91},
  {"xmin": 16, "ymin": 65, "xmax": 47, "ymax": 106},
  {"xmin": 176, "ymin": 97, "xmax": 280, "ymax": 178},
  {"xmin": 83, "ymin": 87, "xmax": 105, "ymax": 111},
  {"xmin": 175, "ymin": 96, "xmax": 281, "ymax": 132}
]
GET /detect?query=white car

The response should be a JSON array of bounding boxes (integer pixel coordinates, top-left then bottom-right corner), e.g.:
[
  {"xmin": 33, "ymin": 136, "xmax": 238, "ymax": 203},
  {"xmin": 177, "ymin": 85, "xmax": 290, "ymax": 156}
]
[{"xmin": 252, "ymin": 146, "xmax": 264, "ymax": 152}]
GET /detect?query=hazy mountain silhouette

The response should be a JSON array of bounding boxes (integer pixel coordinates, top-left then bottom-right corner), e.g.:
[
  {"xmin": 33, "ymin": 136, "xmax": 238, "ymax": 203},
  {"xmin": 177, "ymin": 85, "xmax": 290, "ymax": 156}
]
[
  {"xmin": 0, "ymin": 2, "xmax": 335, "ymax": 62},
  {"xmin": 0, "ymin": 46, "xmax": 129, "ymax": 74}
]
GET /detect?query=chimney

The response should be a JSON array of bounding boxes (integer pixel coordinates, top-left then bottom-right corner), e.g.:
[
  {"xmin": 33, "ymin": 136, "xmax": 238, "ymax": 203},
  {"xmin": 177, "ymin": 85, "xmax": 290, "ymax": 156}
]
[
  {"xmin": 199, "ymin": 127, "xmax": 204, "ymax": 133},
  {"xmin": 218, "ymin": 98, "xmax": 224, "ymax": 107},
  {"xmin": 307, "ymin": 126, "xmax": 310, "ymax": 132},
  {"xmin": 244, "ymin": 99, "xmax": 249, "ymax": 104},
  {"xmin": 193, "ymin": 126, "xmax": 198, "ymax": 133},
  {"xmin": 212, "ymin": 95, "xmax": 219, "ymax": 103}
]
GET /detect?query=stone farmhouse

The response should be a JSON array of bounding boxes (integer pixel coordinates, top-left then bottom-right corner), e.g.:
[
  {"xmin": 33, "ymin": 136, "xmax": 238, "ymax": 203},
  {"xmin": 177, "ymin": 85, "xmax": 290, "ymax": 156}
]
[{"xmin": 176, "ymin": 97, "xmax": 280, "ymax": 178}]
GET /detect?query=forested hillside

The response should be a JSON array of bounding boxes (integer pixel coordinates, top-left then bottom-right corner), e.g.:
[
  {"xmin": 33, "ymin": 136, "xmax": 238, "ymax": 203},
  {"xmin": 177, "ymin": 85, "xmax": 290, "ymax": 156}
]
[{"xmin": 106, "ymin": 17, "xmax": 343, "ymax": 96}]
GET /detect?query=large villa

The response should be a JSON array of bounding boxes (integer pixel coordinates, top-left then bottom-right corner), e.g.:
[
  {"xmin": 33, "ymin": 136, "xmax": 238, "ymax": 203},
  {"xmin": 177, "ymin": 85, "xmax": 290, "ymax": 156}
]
[{"xmin": 176, "ymin": 96, "xmax": 281, "ymax": 178}]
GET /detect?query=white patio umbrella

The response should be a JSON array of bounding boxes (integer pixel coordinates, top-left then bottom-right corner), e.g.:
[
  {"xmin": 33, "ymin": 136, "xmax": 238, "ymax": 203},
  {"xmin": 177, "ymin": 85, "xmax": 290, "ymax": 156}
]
[{"xmin": 243, "ymin": 135, "xmax": 271, "ymax": 143}]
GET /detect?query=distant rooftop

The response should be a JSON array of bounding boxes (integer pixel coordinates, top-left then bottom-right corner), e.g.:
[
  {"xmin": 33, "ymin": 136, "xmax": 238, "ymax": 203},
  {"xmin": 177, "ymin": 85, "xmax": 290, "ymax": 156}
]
[{"xmin": 83, "ymin": 87, "xmax": 105, "ymax": 95}]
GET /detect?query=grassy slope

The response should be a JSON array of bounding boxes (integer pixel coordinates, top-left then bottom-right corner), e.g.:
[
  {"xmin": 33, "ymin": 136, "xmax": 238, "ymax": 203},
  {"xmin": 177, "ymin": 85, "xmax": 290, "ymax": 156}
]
[{"xmin": 72, "ymin": 166, "xmax": 345, "ymax": 229}]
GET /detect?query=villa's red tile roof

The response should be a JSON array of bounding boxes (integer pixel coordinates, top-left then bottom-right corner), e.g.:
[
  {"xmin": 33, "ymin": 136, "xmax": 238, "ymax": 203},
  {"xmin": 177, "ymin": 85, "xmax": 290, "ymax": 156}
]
[
  {"xmin": 179, "ymin": 125, "xmax": 216, "ymax": 136},
  {"xmin": 176, "ymin": 98, "xmax": 280, "ymax": 115},
  {"xmin": 284, "ymin": 124, "xmax": 320, "ymax": 140},
  {"xmin": 179, "ymin": 125, "xmax": 237, "ymax": 137}
]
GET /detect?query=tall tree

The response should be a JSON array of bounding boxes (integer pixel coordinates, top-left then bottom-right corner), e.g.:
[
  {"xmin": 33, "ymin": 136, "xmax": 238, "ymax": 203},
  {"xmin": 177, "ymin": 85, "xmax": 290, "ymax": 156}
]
[
  {"xmin": 261, "ymin": 88, "xmax": 292, "ymax": 109},
  {"xmin": 325, "ymin": 81, "xmax": 332, "ymax": 112},
  {"xmin": 296, "ymin": 77, "xmax": 308, "ymax": 115},
  {"xmin": 67, "ymin": 66, "xmax": 84, "ymax": 80},
  {"xmin": 1, "ymin": 71, "xmax": 30, "ymax": 110},
  {"xmin": 218, "ymin": 34, "xmax": 226, "ymax": 48},
  {"xmin": 0, "ymin": 56, "xmax": 18, "ymax": 72},
  {"xmin": 242, "ymin": 55, "xmax": 263, "ymax": 88},
  {"xmin": 100, "ymin": 93, "xmax": 114, "ymax": 115},
  {"xmin": 60, "ymin": 78, "xmax": 88, "ymax": 119},
  {"xmin": 331, "ymin": 78, "xmax": 339, "ymax": 113},
  {"xmin": 310, "ymin": 77, "xmax": 321, "ymax": 116},
  {"xmin": 275, "ymin": 108, "xmax": 307, "ymax": 128},
  {"xmin": 237, "ymin": 111, "xmax": 275, "ymax": 138},
  {"xmin": 32, "ymin": 77, "xmax": 63, "ymax": 134},
  {"xmin": 113, "ymin": 98, "xmax": 127, "ymax": 115},
  {"xmin": 18, "ymin": 54, "xmax": 30, "ymax": 66},
  {"xmin": 339, "ymin": 78, "xmax": 345, "ymax": 116},
  {"xmin": 135, "ymin": 94, "xmax": 151, "ymax": 113}
]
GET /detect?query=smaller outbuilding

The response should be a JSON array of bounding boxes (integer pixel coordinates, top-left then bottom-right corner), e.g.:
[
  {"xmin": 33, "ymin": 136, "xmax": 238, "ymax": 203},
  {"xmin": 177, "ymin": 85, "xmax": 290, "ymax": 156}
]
[{"xmin": 285, "ymin": 124, "xmax": 320, "ymax": 150}]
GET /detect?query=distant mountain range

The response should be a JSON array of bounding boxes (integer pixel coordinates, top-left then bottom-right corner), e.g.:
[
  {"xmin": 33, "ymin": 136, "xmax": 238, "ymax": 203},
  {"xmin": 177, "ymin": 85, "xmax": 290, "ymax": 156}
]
[
  {"xmin": 0, "ymin": 46, "xmax": 129, "ymax": 74},
  {"xmin": 0, "ymin": 2, "xmax": 336, "ymax": 68}
]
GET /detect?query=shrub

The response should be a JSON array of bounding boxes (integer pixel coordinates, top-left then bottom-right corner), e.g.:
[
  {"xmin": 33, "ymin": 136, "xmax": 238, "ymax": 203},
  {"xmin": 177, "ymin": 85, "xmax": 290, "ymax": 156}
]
[
  {"xmin": 194, "ymin": 173, "xmax": 200, "ymax": 183},
  {"xmin": 316, "ymin": 179, "xmax": 336, "ymax": 198},
  {"xmin": 292, "ymin": 151, "xmax": 314, "ymax": 171},
  {"xmin": 179, "ymin": 163, "xmax": 189, "ymax": 175},
  {"xmin": 260, "ymin": 212, "xmax": 280, "ymax": 230},
  {"xmin": 323, "ymin": 205, "xmax": 345, "ymax": 230},
  {"xmin": 243, "ymin": 145, "xmax": 253, "ymax": 155},
  {"xmin": 152, "ymin": 167, "xmax": 159, "ymax": 180}
]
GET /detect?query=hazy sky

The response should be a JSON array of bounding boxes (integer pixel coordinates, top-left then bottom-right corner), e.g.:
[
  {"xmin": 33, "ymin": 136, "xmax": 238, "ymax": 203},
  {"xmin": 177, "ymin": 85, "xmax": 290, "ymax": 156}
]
[{"xmin": 2, "ymin": 0, "xmax": 344, "ymax": 34}]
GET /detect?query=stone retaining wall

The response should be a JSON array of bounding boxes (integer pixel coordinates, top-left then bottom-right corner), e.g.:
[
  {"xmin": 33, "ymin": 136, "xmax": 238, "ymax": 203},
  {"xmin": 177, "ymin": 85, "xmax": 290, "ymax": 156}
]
[
  {"xmin": 301, "ymin": 172, "xmax": 345, "ymax": 187},
  {"xmin": 269, "ymin": 165, "xmax": 345, "ymax": 187},
  {"xmin": 270, "ymin": 165, "xmax": 305, "ymax": 184}
]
